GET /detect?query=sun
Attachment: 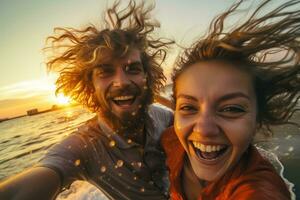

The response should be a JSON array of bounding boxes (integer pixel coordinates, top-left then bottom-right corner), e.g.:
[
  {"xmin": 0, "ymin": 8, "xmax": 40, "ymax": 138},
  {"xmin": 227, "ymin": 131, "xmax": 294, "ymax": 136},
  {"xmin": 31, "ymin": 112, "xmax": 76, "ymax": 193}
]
[{"xmin": 55, "ymin": 94, "xmax": 71, "ymax": 105}]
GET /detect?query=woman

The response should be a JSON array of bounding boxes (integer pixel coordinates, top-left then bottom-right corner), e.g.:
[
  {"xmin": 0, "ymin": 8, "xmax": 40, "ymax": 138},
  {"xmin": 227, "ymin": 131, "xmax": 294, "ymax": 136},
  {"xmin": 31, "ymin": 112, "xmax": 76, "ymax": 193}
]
[{"xmin": 161, "ymin": 0, "xmax": 299, "ymax": 199}]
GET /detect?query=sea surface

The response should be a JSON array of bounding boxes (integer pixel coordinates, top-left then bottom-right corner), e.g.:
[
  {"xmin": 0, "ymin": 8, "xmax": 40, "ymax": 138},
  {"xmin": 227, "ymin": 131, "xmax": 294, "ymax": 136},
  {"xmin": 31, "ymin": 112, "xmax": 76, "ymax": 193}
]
[{"xmin": 0, "ymin": 102, "xmax": 299, "ymax": 199}]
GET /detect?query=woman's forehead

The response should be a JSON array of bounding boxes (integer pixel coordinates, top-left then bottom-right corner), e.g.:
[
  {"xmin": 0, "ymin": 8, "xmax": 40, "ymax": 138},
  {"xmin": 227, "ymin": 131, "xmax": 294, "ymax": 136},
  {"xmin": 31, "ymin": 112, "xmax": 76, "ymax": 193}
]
[{"xmin": 175, "ymin": 61, "xmax": 255, "ymax": 99}]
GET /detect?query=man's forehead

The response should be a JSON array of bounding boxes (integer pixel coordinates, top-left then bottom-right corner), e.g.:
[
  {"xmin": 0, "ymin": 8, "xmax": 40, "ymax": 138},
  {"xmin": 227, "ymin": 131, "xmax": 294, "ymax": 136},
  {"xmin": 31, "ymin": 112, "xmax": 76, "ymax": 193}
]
[
  {"xmin": 98, "ymin": 48, "xmax": 142, "ymax": 66},
  {"xmin": 118, "ymin": 49, "xmax": 142, "ymax": 63}
]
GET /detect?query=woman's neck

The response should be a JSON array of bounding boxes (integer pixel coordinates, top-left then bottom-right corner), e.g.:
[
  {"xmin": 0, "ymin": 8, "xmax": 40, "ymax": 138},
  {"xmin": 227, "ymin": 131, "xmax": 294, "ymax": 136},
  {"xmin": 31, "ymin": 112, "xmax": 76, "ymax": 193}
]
[{"xmin": 182, "ymin": 156, "xmax": 206, "ymax": 200}]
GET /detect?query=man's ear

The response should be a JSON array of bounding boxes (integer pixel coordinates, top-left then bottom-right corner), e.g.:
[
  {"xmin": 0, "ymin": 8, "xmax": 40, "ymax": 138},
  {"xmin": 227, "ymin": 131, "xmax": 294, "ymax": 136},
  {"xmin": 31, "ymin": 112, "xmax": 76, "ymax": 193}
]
[
  {"xmin": 86, "ymin": 69, "xmax": 96, "ymax": 92},
  {"xmin": 143, "ymin": 74, "xmax": 148, "ymax": 82},
  {"xmin": 254, "ymin": 123, "xmax": 261, "ymax": 136},
  {"xmin": 87, "ymin": 81, "xmax": 95, "ymax": 93}
]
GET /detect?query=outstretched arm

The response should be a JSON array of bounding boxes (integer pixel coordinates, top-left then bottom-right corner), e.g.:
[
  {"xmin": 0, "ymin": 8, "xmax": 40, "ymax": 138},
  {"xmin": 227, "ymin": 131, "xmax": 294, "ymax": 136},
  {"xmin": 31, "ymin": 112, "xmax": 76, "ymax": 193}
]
[{"xmin": 0, "ymin": 167, "xmax": 61, "ymax": 200}]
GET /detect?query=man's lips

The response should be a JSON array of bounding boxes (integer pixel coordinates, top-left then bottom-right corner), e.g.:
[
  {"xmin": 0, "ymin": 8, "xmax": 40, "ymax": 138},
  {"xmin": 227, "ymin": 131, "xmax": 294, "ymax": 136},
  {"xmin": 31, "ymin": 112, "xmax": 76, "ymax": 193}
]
[
  {"xmin": 192, "ymin": 141, "xmax": 228, "ymax": 160},
  {"xmin": 112, "ymin": 95, "xmax": 136, "ymax": 107},
  {"xmin": 107, "ymin": 84, "xmax": 141, "ymax": 108}
]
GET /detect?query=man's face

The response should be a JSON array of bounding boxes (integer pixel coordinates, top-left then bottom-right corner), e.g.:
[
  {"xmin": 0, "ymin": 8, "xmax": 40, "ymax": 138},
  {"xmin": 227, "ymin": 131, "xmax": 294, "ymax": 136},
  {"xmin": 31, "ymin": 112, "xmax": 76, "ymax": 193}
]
[{"xmin": 91, "ymin": 49, "xmax": 148, "ymax": 127}]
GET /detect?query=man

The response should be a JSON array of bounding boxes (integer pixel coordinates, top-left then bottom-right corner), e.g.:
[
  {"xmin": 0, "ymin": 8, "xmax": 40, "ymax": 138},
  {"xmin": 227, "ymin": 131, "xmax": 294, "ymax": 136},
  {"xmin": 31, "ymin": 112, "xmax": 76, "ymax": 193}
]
[{"xmin": 0, "ymin": 1, "xmax": 173, "ymax": 199}]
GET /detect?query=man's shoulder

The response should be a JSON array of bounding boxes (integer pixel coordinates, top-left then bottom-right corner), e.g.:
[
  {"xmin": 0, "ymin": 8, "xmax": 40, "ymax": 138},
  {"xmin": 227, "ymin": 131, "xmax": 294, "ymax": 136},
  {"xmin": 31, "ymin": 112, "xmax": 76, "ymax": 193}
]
[
  {"xmin": 55, "ymin": 116, "xmax": 103, "ymax": 146},
  {"xmin": 42, "ymin": 116, "xmax": 106, "ymax": 156},
  {"xmin": 77, "ymin": 116, "xmax": 101, "ymax": 135},
  {"xmin": 148, "ymin": 103, "xmax": 173, "ymax": 112},
  {"xmin": 148, "ymin": 104, "xmax": 173, "ymax": 120}
]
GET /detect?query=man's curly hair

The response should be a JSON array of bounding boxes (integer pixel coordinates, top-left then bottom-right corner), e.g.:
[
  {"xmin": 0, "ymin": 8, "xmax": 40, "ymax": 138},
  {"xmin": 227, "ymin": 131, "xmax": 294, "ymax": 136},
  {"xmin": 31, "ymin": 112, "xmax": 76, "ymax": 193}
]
[
  {"xmin": 45, "ymin": 0, "xmax": 173, "ymax": 112},
  {"xmin": 172, "ymin": 0, "xmax": 300, "ymax": 134}
]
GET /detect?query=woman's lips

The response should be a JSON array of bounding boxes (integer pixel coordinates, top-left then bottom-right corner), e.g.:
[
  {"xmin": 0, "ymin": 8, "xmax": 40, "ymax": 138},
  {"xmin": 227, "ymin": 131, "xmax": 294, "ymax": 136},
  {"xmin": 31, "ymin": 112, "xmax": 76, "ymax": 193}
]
[{"xmin": 192, "ymin": 141, "xmax": 228, "ymax": 160}]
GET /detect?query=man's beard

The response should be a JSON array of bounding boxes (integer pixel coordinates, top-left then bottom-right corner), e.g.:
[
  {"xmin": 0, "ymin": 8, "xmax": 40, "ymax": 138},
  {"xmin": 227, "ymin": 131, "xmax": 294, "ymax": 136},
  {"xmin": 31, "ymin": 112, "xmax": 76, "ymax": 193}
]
[
  {"xmin": 97, "ymin": 83, "xmax": 151, "ymax": 135},
  {"xmin": 101, "ymin": 104, "xmax": 147, "ymax": 135}
]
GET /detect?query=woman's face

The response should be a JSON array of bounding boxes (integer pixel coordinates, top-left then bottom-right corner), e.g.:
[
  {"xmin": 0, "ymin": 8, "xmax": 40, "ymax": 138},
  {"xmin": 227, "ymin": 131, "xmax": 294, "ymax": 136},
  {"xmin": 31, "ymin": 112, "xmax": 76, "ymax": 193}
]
[{"xmin": 174, "ymin": 61, "xmax": 257, "ymax": 182}]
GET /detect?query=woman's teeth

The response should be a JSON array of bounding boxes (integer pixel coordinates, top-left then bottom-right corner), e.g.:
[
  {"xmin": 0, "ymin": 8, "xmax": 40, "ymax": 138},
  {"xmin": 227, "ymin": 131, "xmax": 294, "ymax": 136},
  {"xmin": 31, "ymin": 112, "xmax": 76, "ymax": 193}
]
[
  {"xmin": 192, "ymin": 141, "xmax": 227, "ymax": 160},
  {"xmin": 192, "ymin": 141, "xmax": 224, "ymax": 152}
]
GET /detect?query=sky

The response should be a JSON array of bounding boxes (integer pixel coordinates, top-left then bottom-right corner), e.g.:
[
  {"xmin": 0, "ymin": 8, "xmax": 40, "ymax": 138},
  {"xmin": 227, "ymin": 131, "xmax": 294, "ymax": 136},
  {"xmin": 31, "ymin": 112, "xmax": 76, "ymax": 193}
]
[{"xmin": 0, "ymin": 0, "xmax": 291, "ymax": 118}]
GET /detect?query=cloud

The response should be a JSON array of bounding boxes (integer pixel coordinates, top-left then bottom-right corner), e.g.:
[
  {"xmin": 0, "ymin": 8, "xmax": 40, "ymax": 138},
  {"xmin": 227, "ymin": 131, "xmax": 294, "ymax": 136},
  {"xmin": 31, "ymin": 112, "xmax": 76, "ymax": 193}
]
[
  {"xmin": 0, "ymin": 76, "xmax": 58, "ymax": 118},
  {"xmin": 0, "ymin": 94, "xmax": 56, "ymax": 118},
  {"xmin": 0, "ymin": 76, "xmax": 57, "ymax": 101}
]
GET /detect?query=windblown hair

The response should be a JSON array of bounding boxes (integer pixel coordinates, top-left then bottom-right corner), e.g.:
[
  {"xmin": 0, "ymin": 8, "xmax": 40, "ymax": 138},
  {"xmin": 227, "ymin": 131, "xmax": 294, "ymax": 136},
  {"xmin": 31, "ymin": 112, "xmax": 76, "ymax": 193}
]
[
  {"xmin": 45, "ymin": 0, "xmax": 173, "ymax": 112},
  {"xmin": 173, "ymin": 0, "xmax": 300, "ymax": 133}
]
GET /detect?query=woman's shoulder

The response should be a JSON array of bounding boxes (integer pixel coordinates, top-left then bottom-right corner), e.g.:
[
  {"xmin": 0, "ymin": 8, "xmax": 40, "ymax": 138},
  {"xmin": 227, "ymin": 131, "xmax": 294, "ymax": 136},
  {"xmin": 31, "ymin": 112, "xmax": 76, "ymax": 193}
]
[
  {"xmin": 160, "ymin": 126, "xmax": 179, "ymax": 152},
  {"xmin": 220, "ymin": 146, "xmax": 291, "ymax": 200},
  {"xmin": 160, "ymin": 126, "xmax": 185, "ymax": 166}
]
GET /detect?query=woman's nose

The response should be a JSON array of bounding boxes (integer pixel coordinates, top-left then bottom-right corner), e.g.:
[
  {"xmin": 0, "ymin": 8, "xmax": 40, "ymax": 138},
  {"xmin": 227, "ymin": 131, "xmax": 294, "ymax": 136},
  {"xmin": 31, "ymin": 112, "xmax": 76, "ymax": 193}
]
[{"xmin": 192, "ymin": 113, "xmax": 219, "ymax": 137}]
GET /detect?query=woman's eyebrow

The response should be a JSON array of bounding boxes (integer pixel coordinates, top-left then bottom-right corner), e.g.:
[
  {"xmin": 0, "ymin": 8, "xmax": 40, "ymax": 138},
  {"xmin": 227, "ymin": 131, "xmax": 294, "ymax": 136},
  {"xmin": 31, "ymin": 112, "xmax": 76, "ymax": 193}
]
[
  {"xmin": 217, "ymin": 92, "xmax": 251, "ymax": 103},
  {"xmin": 176, "ymin": 94, "xmax": 198, "ymax": 101}
]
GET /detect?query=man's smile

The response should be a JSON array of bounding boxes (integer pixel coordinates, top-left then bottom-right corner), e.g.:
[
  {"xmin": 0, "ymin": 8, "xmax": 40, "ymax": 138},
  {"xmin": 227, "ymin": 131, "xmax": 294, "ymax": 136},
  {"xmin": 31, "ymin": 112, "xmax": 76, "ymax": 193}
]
[{"xmin": 112, "ymin": 95, "xmax": 136, "ymax": 107}]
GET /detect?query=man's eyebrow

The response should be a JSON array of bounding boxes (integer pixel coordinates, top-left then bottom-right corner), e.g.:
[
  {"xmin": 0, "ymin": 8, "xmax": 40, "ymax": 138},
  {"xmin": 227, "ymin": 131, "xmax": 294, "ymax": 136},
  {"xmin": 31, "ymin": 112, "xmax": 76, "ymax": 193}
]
[
  {"xmin": 97, "ymin": 64, "xmax": 112, "ymax": 68},
  {"xmin": 127, "ymin": 61, "xmax": 143, "ymax": 65}
]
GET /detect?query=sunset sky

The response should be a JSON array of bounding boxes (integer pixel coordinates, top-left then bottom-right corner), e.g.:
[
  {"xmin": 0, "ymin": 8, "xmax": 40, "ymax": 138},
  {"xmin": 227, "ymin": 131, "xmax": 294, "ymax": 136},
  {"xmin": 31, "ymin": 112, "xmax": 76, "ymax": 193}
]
[{"xmin": 0, "ymin": 0, "xmax": 289, "ymax": 118}]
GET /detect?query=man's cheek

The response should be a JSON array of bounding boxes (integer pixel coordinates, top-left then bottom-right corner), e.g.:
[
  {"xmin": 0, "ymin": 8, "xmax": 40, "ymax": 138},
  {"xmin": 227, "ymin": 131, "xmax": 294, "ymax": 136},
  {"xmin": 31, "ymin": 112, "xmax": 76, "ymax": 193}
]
[{"xmin": 95, "ymin": 92, "xmax": 111, "ymax": 111}]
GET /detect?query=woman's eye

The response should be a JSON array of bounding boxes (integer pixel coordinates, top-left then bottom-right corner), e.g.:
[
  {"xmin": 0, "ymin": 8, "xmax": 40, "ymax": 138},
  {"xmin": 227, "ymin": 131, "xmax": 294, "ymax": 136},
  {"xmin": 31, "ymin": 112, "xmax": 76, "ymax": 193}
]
[
  {"xmin": 222, "ymin": 106, "xmax": 245, "ymax": 112},
  {"xmin": 218, "ymin": 105, "xmax": 246, "ymax": 117},
  {"xmin": 178, "ymin": 105, "xmax": 197, "ymax": 114}
]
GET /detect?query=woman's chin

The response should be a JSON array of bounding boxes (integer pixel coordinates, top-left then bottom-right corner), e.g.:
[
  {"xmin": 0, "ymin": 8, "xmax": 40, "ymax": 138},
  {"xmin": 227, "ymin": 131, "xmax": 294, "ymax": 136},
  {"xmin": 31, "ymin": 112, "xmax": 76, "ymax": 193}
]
[{"xmin": 187, "ymin": 147, "xmax": 232, "ymax": 182}]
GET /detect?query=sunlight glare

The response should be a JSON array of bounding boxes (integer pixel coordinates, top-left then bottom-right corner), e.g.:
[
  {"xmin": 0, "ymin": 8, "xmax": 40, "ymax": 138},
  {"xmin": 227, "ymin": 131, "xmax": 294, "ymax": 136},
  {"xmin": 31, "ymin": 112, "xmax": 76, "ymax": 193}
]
[{"xmin": 55, "ymin": 93, "xmax": 71, "ymax": 105}]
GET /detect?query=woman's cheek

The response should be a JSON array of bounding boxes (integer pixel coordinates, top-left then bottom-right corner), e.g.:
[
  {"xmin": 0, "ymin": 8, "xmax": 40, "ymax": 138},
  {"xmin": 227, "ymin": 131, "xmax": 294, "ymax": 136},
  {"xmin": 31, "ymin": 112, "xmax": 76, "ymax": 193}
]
[{"xmin": 174, "ymin": 114, "xmax": 195, "ymax": 150}]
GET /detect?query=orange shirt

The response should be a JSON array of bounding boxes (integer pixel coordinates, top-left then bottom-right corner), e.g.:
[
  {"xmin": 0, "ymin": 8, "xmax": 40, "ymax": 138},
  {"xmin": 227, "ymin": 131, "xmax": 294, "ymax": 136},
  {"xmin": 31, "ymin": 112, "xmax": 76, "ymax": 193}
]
[{"xmin": 161, "ymin": 127, "xmax": 291, "ymax": 200}]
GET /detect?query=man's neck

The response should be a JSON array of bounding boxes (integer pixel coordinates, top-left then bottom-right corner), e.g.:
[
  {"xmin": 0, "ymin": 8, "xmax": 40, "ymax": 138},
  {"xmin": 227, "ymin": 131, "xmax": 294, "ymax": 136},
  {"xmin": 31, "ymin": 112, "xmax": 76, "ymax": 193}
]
[{"xmin": 97, "ymin": 113, "xmax": 146, "ymax": 146}]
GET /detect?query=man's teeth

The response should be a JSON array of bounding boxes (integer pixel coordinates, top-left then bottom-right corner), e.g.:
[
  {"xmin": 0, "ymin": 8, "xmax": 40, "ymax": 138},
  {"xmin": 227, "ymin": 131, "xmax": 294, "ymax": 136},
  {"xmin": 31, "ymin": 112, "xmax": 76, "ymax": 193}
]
[
  {"xmin": 113, "ymin": 95, "xmax": 134, "ymax": 101},
  {"xmin": 192, "ymin": 141, "xmax": 224, "ymax": 152}
]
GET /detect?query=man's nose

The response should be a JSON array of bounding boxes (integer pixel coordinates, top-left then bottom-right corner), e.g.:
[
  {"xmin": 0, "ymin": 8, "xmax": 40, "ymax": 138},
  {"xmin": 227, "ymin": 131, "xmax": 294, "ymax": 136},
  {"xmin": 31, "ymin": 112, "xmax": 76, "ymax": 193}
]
[
  {"xmin": 192, "ymin": 113, "xmax": 219, "ymax": 137},
  {"xmin": 112, "ymin": 68, "xmax": 130, "ymax": 87}
]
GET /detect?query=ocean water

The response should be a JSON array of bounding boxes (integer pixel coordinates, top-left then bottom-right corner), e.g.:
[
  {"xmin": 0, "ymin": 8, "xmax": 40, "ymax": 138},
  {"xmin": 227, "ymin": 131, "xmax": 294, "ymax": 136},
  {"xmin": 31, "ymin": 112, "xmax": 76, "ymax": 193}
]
[{"xmin": 0, "ymin": 103, "xmax": 299, "ymax": 199}]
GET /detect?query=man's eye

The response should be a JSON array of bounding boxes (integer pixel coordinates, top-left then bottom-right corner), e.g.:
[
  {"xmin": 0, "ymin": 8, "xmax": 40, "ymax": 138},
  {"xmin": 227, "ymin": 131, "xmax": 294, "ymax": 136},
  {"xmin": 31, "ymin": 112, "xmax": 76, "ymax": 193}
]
[
  {"xmin": 125, "ymin": 63, "xmax": 143, "ymax": 74},
  {"xmin": 94, "ymin": 67, "xmax": 114, "ymax": 77},
  {"xmin": 218, "ymin": 105, "xmax": 246, "ymax": 118}
]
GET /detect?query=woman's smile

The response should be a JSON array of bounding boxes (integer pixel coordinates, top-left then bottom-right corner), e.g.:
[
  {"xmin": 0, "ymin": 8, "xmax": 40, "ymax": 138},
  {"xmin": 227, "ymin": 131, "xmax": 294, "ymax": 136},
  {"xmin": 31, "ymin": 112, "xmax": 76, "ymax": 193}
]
[{"xmin": 191, "ymin": 141, "xmax": 228, "ymax": 161}]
